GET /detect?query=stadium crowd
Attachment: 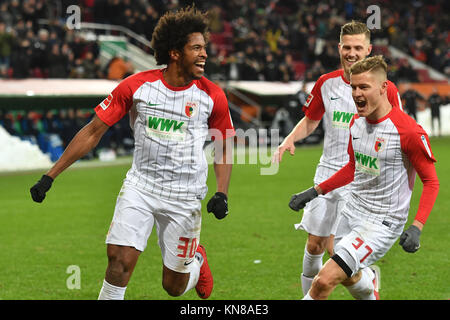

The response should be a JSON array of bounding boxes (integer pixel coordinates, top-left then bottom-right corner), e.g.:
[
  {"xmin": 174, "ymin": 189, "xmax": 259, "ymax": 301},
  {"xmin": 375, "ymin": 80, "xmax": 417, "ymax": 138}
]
[
  {"xmin": 0, "ymin": 0, "xmax": 448, "ymax": 157},
  {"xmin": 0, "ymin": 0, "xmax": 448, "ymax": 81}
]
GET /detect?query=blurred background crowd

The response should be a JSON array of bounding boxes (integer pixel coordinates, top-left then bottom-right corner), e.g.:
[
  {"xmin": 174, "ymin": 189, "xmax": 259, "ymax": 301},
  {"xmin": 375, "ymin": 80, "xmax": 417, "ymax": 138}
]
[
  {"xmin": 0, "ymin": 0, "xmax": 448, "ymax": 81},
  {"xmin": 0, "ymin": 0, "xmax": 448, "ymax": 159}
]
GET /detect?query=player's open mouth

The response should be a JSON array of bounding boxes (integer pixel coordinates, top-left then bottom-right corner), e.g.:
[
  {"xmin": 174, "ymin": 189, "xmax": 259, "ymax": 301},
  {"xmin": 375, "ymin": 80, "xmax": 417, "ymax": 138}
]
[
  {"xmin": 195, "ymin": 62, "xmax": 205, "ymax": 72},
  {"xmin": 355, "ymin": 100, "xmax": 367, "ymax": 108}
]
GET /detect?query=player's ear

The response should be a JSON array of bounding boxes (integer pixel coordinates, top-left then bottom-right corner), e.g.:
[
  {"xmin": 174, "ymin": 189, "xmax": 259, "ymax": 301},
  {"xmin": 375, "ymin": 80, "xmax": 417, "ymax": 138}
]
[
  {"xmin": 169, "ymin": 49, "xmax": 181, "ymax": 62},
  {"xmin": 367, "ymin": 43, "xmax": 373, "ymax": 56},
  {"xmin": 380, "ymin": 80, "xmax": 388, "ymax": 95}
]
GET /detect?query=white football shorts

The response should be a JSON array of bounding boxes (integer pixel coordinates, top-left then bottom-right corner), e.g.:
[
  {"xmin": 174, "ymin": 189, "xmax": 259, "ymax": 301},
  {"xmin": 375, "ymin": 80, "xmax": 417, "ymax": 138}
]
[
  {"xmin": 332, "ymin": 208, "xmax": 403, "ymax": 277},
  {"xmin": 294, "ymin": 187, "xmax": 349, "ymax": 237},
  {"xmin": 106, "ymin": 183, "xmax": 202, "ymax": 273}
]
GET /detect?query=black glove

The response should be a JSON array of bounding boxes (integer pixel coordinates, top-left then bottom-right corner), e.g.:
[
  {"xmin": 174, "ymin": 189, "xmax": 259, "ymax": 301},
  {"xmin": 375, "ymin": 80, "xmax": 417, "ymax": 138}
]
[
  {"xmin": 399, "ymin": 225, "xmax": 421, "ymax": 253},
  {"xmin": 30, "ymin": 174, "xmax": 54, "ymax": 203},
  {"xmin": 207, "ymin": 192, "xmax": 228, "ymax": 219},
  {"xmin": 289, "ymin": 187, "xmax": 318, "ymax": 211}
]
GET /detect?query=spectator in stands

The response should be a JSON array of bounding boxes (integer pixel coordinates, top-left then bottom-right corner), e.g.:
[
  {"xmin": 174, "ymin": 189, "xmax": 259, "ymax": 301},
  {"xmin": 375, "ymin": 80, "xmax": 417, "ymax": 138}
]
[
  {"xmin": 280, "ymin": 53, "xmax": 297, "ymax": 82},
  {"xmin": 410, "ymin": 40, "xmax": 428, "ymax": 63},
  {"xmin": 262, "ymin": 53, "xmax": 280, "ymax": 81},
  {"xmin": 10, "ymin": 38, "xmax": 33, "ymax": 78},
  {"xmin": 308, "ymin": 60, "xmax": 326, "ymax": 81},
  {"xmin": 48, "ymin": 43, "xmax": 69, "ymax": 78},
  {"xmin": 0, "ymin": 3, "xmax": 13, "ymax": 28},
  {"xmin": 224, "ymin": 53, "xmax": 242, "ymax": 81},
  {"xmin": 319, "ymin": 42, "xmax": 340, "ymax": 70},
  {"xmin": 205, "ymin": 55, "xmax": 225, "ymax": 81},
  {"xmin": 58, "ymin": 109, "xmax": 79, "ymax": 148},
  {"xmin": 107, "ymin": 55, "xmax": 133, "ymax": 80},
  {"xmin": 69, "ymin": 33, "xmax": 86, "ymax": 60},
  {"xmin": 0, "ymin": 22, "xmax": 13, "ymax": 77},
  {"xmin": 241, "ymin": 46, "xmax": 261, "ymax": 81},
  {"xmin": 401, "ymin": 84, "xmax": 425, "ymax": 121},
  {"xmin": 69, "ymin": 58, "xmax": 85, "ymax": 78},
  {"xmin": 0, "ymin": 109, "xmax": 17, "ymax": 136},
  {"xmin": 397, "ymin": 59, "xmax": 418, "ymax": 82},
  {"xmin": 82, "ymin": 51, "xmax": 101, "ymax": 79},
  {"xmin": 143, "ymin": 5, "xmax": 159, "ymax": 41},
  {"xmin": 20, "ymin": 111, "xmax": 40, "ymax": 140},
  {"xmin": 42, "ymin": 110, "xmax": 61, "ymax": 135},
  {"xmin": 30, "ymin": 28, "xmax": 50, "ymax": 78}
]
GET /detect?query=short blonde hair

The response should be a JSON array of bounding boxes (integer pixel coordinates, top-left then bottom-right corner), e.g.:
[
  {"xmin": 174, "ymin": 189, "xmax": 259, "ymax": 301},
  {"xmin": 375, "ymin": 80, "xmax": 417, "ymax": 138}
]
[
  {"xmin": 340, "ymin": 20, "xmax": 371, "ymax": 43},
  {"xmin": 350, "ymin": 55, "xmax": 387, "ymax": 79}
]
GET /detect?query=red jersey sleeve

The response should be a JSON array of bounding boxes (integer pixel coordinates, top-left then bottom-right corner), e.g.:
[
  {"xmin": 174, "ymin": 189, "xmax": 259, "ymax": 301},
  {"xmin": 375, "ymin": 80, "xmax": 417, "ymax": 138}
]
[
  {"xmin": 400, "ymin": 123, "xmax": 439, "ymax": 225},
  {"xmin": 208, "ymin": 87, "xmax": 235, "ymax": 140},
  {"xmin": 387, "ymin": 80, "xmax": 403, "ymax": 111},
  {"xmin": 94, "ymin": 77, "xmax": 136, "ymax": 126},
  {"xmin": 302, "ymin": 76, "xmax": 325, "ymax": 121}
]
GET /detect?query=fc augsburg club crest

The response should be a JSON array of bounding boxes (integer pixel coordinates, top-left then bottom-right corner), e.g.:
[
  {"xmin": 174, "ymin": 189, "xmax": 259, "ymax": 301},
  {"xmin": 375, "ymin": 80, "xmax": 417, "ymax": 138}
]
[
  {"xmin": 374, "ymin": 137, "xmax": 385, "ymax": 152},
  {"xmin": 185, "ymin": 101, "xmax": 198, "ymax": 118}
]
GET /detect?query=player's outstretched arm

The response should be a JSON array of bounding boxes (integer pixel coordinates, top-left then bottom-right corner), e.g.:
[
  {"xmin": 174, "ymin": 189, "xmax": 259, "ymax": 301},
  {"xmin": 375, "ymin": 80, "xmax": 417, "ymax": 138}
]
[
  {"xmin": 288, "ymin": 144, "xmax": 355, "ymax": 212},
  {"xmin": 30, "ymin": 115, "xmax": 110, "ymax": 203},
  {"xmin": 289, "ymin": 186, "xmax": 320, "ymax": 211},
  {"xmin": 272, "ymin": 116, "xmax": 320, "ymax": 163}
]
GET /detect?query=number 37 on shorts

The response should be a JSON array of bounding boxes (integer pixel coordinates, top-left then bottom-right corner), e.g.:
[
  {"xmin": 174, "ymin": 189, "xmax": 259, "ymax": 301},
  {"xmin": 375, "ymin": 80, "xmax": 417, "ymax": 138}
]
[
  {"xmin": 352, "ymin": 237, "xmax": 373, "ymax": 263},
  {"xmin": 177, "ymin": 237, "xmax": 198, "ymax": 259}
]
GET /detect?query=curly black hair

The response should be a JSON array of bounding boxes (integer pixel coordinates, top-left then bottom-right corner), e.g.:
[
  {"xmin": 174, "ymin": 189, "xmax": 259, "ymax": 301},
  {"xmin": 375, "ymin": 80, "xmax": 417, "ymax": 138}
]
[{"xmin": 150, "ymin": 6, "xmax": 210, "ymax": 65}]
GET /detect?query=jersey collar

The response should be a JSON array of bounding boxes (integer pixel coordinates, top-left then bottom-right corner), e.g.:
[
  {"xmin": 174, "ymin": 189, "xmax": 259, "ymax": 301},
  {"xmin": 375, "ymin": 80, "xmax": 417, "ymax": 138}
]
[
  {"xmin": 366, "ymin": 105, "xmax": 394, "ymax": 124},
  {"xmin": 159, "ymin": 68, "xmax": 197, "ymax": 91}
]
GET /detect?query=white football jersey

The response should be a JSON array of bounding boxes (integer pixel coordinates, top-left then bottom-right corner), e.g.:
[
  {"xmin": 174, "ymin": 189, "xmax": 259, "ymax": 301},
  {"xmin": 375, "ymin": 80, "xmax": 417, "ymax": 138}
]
[
  {"xmin": 319, "ymin": 107, "xmax": 438, "ymax": 231},
  {"xmin": 302, "ymin": 69, "xmax": 402, "ymax": 185},
  {"xmin": 95, "ymin": 69, "xmax": 235, "ymax": 201}
]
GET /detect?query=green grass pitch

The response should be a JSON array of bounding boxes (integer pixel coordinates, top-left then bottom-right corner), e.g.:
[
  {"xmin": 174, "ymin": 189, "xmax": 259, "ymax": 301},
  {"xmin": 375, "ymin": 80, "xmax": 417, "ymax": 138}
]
[{"xmin": 0, "ymin": 137, "xmax": 448, "ymax": 300}]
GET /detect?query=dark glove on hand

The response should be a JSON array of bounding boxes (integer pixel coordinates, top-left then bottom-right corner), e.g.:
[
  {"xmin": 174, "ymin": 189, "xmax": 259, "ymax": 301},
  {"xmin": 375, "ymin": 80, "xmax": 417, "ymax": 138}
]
[
  {"xmin": 207, "ymin": 192, "xmax": 228, "ymax": 219},
  {"xmin": 399, "ymin": 225, "xmax": 421, "ymax": 253},
  {"xmin": 289, "ymin": 187, "xmax": 318, "ymax": 211},
  {"xmin": 30, "ymin": 174, "xmax": 54, "ymax": 203}
]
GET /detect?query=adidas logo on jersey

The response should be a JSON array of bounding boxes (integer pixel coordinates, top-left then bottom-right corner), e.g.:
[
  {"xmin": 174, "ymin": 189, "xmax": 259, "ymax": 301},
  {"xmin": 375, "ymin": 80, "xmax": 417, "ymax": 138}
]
[
  {"xmin": 145, "ymin": 116, "xmax": 186, "ymax": 141},
  {"xmin": 355, "ymin": 151, "xmax": 380, "ymax": 176},
  {"xmin": 332, "ymin": 111, "xmax": 354, "ymax": 129}
]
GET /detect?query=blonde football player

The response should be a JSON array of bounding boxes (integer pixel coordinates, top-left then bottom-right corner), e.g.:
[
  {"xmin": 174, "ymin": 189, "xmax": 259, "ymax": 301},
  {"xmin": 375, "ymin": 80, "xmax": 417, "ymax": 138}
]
[
  {"xmin": 273, "ymin": 21, "xmax": 402, "ymax": 297},
  {"xmin": 290, "ymin": 56, "xmax": 439, "ymax": 300}
]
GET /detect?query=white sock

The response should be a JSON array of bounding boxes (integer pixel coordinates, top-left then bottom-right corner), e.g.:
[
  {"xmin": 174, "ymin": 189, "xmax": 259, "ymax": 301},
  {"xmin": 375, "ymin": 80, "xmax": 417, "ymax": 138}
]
[
  {"xmin": 182, "ymin": 251, "xmax": 203, "ymax": 295},
  {"xmin": 301, "ymin": 248, "xmax": 324, "ymax": 295},
  {"xmin": 98, "ymin": 279, "xmax": 127, "ymax": 300},
  {"xmin": 345, "ymin": 267, "xmax": 375, "ymax": 300},
  {"xmin": 302, "ymin": 290, "xmax": 315, "ymax": 300}
]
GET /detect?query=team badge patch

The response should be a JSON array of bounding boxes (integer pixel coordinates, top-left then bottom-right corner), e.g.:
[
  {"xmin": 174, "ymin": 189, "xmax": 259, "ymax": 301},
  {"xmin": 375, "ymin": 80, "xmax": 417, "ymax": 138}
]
[
  {"xmin": 304, "ymin": 93, "xmax": 314, "ymax": 107},
  {"xmin": 374, "ymin": 137, "xmax": 385, "ymax": 152},
  {"xmin": 185, "ymin": 101, "xmax": 198, "ymax": 118},
  {"xmin": 99, "ymin": 93, "xmax": 113, "ymax": 110}
]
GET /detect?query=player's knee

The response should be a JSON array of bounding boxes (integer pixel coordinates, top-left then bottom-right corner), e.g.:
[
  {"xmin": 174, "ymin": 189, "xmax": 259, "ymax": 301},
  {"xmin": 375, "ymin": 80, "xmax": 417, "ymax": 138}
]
[
  {"xmin": 106, "ymin": 251, "xmax": 133, "ymax": 278},
  {"xmin": 306, "ymin": 238, "xmax": 327, "ymax": 255},
  {"xmin": 312, "ymin": 273, "xmax": 336, "ymax": 292},
  {"xmin": 162, "ymin": 279, "xmax": 185, "ymax": 297}
]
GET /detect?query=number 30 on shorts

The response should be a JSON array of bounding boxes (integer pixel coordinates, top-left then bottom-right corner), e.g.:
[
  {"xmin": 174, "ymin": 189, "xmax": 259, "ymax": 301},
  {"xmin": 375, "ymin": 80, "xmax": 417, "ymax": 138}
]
[
  {"xmin": 352, "ymin": 237, "xmax": 373, "ymax": 263},
  {"xmin": 177, "ymin": 237, "xmax": 198, "ymax": 259}
]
